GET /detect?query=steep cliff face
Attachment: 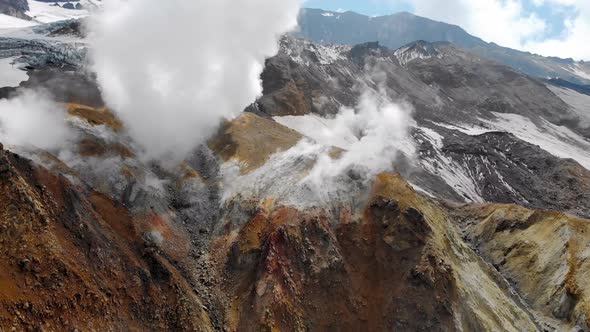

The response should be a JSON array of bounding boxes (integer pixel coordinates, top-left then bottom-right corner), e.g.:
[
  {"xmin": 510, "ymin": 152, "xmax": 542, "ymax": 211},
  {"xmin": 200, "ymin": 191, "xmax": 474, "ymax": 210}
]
[
  {"xmin": 205, "ymin": 113, "xmax": 580, "ymax": 330},
  {"xmin": 213, "ymin": 172, "xmax": 546, "ymax": 331},
  {"xmin": 0, "ymin": 144, "xmax": 214, "ymax": 331},
  {"xmin": 456, "ymin": 204, "xmax": 590, "ymax": 330}
]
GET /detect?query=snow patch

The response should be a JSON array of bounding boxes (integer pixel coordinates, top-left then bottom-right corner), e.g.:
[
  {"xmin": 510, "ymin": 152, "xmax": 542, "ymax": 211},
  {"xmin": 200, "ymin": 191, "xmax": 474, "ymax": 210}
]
[
  {"xmin": 432, "ymin": 112, "xmax": 590, "ymax": 170},
  {"xmin": 547, "ymin": 85, "xmax": 590, "ymax": 128},
  {"xmin": 274, "ymin": 114, "xmax": 358, "ymax": 150},
  {"xmin": 484, "ymin": 112, "xmax": 590, "ymax": 170},
  {"xmin": 563, "ymin": 64, "xmax": 590, "ymax": 81},
  {"xmin": 0, "ymin": 57, "xmax": 28, "ymax": 87},
  {"xmin": 0, "ymin": 14, "xmax": 36, "ymax": 29},
  {"xmin": 0, "ymin": 0, "xmax": 100, "ymax": 31},
  {"xmin": 27, "ymin": 0, "xmax": 95, "ymax": 24},
  {"xmin": 394, "ymin": 45, "xmax": 442, "ymax": 65},
  {"xmin": 415, "ymin": 126, "xmax": 484, "ymax": 202},
  {"xmin": 430, "ymin": 121, "xmax": 491, "ymax": 136},
  {"xmin": 321, "ymin": 12, "xmax": 334, "ymax": 17},
  {"xmin": 281, "ymin": 38, "xmax": 347, "ymax": 66},
  {"xmin": 273, "ymin": 112, "xmax": 415, "ymax": 158},
  {"xmin": 240, "ymin": 89, "xmax": 415, "ymax": 208},
  {"xmin": 409, "ymin": 182, "xmax": 436, "ymax": 198}
]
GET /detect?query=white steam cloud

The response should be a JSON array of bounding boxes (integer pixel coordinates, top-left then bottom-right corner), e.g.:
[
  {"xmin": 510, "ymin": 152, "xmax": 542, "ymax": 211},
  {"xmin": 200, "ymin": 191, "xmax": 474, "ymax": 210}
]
[
  {"xmin": 222, "ymin": 86, "xmax": 416, "ymax": 207},
  {"xmin": 0, "ymin": 90, "xmax": 75, "ymax": 151},
  {"xmin": 302, "ymin": 88, "xmax": 415, "ymax": 191},
  {"xmin": 88, "ymin": 0, "xmax": 301, "ymax": 161}
]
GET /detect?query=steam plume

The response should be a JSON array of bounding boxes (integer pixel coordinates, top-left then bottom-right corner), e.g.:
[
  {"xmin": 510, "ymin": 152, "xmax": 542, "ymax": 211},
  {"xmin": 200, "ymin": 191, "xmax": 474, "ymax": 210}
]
[
  {"xmin": 0, "ymin": 90, "xmax": 75, "ymax": 151},
  {"xmin": 88, "ymin": 0, "xmax": 301, "ymax": 161},
  {"xmin": 222, "ymin": 86, "xmax": 416, "ymax": 207},
  {"xmin": 302, "ymin": 87, "xmax": 415, "ymax": 191}
]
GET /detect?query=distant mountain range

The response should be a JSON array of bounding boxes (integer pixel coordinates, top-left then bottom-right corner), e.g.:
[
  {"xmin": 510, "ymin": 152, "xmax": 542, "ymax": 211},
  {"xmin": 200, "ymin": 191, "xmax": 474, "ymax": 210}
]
[{"xmin": 296, "ymin": 8, "xmax": 590, "ymax": 86}]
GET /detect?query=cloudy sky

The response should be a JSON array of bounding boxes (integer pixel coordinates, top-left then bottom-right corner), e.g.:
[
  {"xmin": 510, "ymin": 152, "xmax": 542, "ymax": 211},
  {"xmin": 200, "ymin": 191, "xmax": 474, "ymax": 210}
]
[{"xmin": 304, "ymin": 0, "xmax": 590, "ymax": 60}]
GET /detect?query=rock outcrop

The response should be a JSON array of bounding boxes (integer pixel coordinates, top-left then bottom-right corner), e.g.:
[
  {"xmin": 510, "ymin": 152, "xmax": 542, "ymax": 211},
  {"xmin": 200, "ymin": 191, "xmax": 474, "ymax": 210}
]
[
  {"xmin": 0, "ymin": 0, "xmax": 30, "ymax": 20},
  {"xmin": 456, "ymin": 204, "xmax": 590, "ymax": 331}
]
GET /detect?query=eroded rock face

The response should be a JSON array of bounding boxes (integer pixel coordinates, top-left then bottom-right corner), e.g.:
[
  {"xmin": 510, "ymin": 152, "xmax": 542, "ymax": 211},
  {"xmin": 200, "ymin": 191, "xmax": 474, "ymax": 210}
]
[
  {"xmin": 436, "ymin": 131, "xmax": 590, "ymax": 218},
  {"xmin": 0, "ymin": 149, "xmax": 213, "ymax": 331},
  {"xmin": 456, "ymin": 204, "xmax": 590, "ymax": 331},
  {"xmin": 208, "ymin": 173, "xmax": 544, "ymax": 331},
  {"xmin": 221, "ymin": 193, "xmax": 453, "ymax": 331}
]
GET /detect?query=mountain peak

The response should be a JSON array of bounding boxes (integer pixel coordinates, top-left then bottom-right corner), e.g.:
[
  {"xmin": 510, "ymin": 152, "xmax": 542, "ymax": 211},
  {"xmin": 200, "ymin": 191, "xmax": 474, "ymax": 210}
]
[{"xmin": 394, "ymin": 40, "xmax": 443, "ymax": 65}]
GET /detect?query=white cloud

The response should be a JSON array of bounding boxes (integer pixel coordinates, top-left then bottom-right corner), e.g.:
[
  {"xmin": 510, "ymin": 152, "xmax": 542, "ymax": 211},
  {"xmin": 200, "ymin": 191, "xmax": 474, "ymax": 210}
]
[
  {"xmin": 408, "ymin": 0, "xmax": 547, "ymax": 50},
  {"xmin": 524, "ymin": 1, "xmax": 590, "ymax": 60},
  {"xmin": 88, "ymin": 0, "xmax": 301, "ymax": 161},
  {"xmin": 404, "ymin": 0, "xmax": 590, "ymax": 60}
]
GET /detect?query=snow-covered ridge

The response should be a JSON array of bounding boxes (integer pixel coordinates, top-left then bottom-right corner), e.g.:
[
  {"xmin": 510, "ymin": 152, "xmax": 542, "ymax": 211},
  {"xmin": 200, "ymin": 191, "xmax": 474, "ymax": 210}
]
[
  {"xmin": 0, "ymin": 13, "xmax": 36, "ymax": 29},
  {"xmin": 434, "ymin": 113, "xmax": 590, "ymax": 170},
  {"xmin": 280, "ymin": 37, "xmax": 349, "ymax": 66},
  {"xmin": 0, "ymin": 0, "xmax": 101, "ymax": 31},
  {"xmin": 394, "ymin": 42, "xmax": 443, "ymax": 65},
  {"xmin": 563, "ymin": 64, "xmax": 590, "ymax": 81},
  {"xmin": 548, "ymin": 85, "xmax": 590, "ymax": 128},
  {"xmin": 27, "ymin": 0, "xmax": 95, "ymax": 24}
]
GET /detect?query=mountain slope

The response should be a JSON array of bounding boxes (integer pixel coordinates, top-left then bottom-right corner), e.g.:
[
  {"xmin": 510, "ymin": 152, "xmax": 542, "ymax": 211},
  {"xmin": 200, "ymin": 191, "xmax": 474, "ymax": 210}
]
[
  {"xmin": 264, "ymin": 37, "xmax": 590, "ymax": 218},
  {"xmin": 456, "ymin": 203, "xmax": 590, "ymax": 329},
  {"xmin": 1, "ymin": 20, "xmax": 590, "ymax": 331},
  {"xmin": 1, "ymin": 107, "xmax": 589, "ymax": 330},
  {"xmin": 0, "ymin": 144, "xmax": 214, "ymax": 331},
  {"xmin": 297, "ymin": 10, "xmax": 482, "ymax": 50},
  {"xmin": 296, "ymin": 8, "xmax": 590, "ymax": 86}
]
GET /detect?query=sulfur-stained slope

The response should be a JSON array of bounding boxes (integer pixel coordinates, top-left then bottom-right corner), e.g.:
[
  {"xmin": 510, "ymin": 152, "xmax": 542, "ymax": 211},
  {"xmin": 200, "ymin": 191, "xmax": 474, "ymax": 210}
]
[
  {"xmin": 209, "ymin": 112, "xmax": 302, "ymax": 174},
  {"xmin": 0, "ymin": 143, "xmax": 214, "ymax": 331},
  {"xmin": 211, "ymin": 171, "xmax": 543, "ymax": 331},
  {"xmin": 456, "ymin": 203, "xmax": 590, "ymax": 331}
]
